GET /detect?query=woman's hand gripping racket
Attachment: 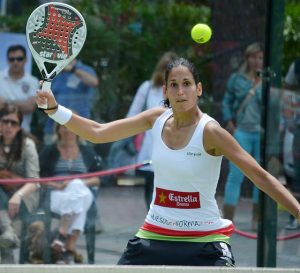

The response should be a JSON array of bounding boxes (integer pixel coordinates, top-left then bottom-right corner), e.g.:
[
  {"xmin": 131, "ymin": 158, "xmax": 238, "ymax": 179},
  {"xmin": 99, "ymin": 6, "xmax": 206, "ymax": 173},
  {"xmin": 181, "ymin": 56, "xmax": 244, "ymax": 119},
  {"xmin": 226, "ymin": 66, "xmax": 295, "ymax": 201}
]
[{"xmin": 26, "ymin": 2, "xmax": 86, "ymax": 109}]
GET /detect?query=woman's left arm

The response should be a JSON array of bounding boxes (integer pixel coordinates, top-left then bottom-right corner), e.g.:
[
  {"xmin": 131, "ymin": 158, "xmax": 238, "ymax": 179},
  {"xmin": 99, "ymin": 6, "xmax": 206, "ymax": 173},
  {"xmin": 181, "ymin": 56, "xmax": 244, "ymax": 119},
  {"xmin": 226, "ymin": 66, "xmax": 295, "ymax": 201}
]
[
  {"xmin": 204, "ymin": 122, "xmax": 300, "ymax": 222},
  {"xmin": 8, "ymin": 183, "xmax": 38, "ymax": 218}
]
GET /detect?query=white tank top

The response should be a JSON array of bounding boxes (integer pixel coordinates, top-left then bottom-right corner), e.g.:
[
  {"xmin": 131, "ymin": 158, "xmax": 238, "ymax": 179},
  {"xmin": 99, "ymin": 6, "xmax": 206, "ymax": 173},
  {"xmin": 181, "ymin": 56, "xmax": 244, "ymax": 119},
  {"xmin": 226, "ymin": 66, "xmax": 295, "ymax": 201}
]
[{"xmin": 143, "ymin": 109, "xmax": 232, "ymax": 235}]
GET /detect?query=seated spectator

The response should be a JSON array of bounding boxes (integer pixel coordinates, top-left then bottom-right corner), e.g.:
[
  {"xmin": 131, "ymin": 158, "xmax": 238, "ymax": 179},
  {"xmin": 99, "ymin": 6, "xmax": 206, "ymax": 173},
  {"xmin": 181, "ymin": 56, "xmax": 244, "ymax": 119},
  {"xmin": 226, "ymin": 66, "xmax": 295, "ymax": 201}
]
[
  {"xmin": 0, "ymin": 103, "xmax": 40, "ymax": 264},
  {"xmin": 39, "ymin": 123, "xmax": 102, "ymax": 264}
]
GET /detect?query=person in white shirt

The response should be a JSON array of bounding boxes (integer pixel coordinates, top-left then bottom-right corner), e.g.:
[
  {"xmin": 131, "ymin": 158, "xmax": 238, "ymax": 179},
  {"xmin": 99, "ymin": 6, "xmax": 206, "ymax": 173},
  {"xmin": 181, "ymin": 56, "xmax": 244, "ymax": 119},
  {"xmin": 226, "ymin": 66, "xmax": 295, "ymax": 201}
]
[
  {"xmin": 0, "ymin": 45, "xmax": 38, "ymax": 132},
  {"xmin": 36, "ymin": 57, "xmax": 300, "ymax": 266}
]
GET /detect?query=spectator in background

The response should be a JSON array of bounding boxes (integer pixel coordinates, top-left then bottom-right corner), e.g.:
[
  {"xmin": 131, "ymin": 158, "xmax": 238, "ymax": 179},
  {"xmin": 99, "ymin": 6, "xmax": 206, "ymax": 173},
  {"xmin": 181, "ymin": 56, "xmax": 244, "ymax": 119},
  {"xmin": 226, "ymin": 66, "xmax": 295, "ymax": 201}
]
[
  {"xmin": 39, "ymin": 123, "xmax": 102, "ymax": 264},
  {"xmin": 0, "ymin": 44, "xmax": 39, "ymax": 132},
  {"xmin": 0, "ymin": 104, "xmax": 40, "ymax": 264},
  {"xmin": 222, "ymin": 42, "xmax": 263, "ymax": 231},
  {"xmin": 283, "ymin": 59, "xmax": 300, "ymax": 230},
  {"xmin": 43, "ymin": 59, "xmax": 99, "ymax": 145},
  {"xmin": 126, "ymin": 51, "xmax": 178, "ymax": 209}
]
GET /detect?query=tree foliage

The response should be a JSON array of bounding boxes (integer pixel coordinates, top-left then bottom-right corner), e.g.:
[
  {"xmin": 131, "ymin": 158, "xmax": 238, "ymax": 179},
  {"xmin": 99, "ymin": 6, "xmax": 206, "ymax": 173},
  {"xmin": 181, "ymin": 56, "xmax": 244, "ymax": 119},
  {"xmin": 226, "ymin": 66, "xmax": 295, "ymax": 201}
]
[
  {"xmin": 284, "ymin": 0, "xmax": 300, "ymax": 72},
  {"xmin": 71, "ymin": 0, "xmax": 212, "ymax": 121},
  {"xmin": 0, "ymin": 0, "xmax": 299, "ymax": 121}
]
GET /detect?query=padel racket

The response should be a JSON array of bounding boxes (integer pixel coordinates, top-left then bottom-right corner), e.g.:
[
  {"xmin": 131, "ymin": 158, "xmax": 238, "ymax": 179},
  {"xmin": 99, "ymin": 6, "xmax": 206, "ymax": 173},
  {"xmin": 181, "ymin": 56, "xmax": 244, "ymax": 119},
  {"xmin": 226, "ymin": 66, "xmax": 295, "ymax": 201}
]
[{"xmin": 26, "ymin": 2, "xmax": 87, "ymax": 108}]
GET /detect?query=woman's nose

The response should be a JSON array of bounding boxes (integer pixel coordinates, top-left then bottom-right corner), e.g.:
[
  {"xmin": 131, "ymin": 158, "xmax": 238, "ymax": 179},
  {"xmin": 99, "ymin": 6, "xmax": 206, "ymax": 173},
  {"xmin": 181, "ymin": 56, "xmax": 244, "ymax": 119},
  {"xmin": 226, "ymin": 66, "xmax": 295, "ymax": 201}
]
[{"xmin": 177, "ymin": 86, "xmax": 184, "ymax": 95}]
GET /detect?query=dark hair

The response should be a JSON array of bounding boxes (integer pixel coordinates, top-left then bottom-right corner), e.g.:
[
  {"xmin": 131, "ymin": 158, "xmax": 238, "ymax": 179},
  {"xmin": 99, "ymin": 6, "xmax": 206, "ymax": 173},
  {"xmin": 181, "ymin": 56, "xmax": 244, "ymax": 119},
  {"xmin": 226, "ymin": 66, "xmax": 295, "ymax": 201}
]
[
  {"xmin": 7, "ymin": 44, "xmax": 27, "ymax": 58},
  {"xmin": 163, "ymin": 57, "xmax": 199, "ymax": 107},
  {"xmin": 0, "ymin": 104, "xmax": 25, "ymax": 163},
  {"xmin": 0, "ymin": 103, "xmax": 23, "ymax": 128}
]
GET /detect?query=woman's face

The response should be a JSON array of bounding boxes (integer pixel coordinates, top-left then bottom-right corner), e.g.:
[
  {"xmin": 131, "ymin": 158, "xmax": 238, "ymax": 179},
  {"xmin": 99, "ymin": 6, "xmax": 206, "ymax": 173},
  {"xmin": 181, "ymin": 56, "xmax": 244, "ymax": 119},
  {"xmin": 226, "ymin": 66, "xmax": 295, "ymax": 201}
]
[
  {"xmin": 0, "ymin": 113, "xmax": 21, "ymax": 142},
  {"xmin": 247, "ymin": 51, "xmax": 263, "ymax": 73},
  {"xmin": 163, "ymin": 65, "xmax": 202, "ymax": 112},
  {"xmin": 58, "ymin": 125, "xmax": 77, "ymax": 142},
  {"xmin": 8, "ymin": 49, "xmax": 27, "ymax": 75}
]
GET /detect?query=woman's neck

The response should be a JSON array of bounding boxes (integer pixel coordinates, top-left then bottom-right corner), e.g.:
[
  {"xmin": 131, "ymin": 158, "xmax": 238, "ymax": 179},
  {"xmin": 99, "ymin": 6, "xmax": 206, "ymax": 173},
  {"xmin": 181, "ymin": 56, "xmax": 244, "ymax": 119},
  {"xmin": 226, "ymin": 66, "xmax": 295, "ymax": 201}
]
[
  {"xmin": 57, "ymin": 140, "xmax": 79, "ymax": 160},
  {"xmin": 2, "ymin": 139, "xmax": 13, "ymax": 146},
  {"xmin": 171, "ymin": 108, "xmax": 202, "ymax": 129},
  {"xmin": 58, "ymin": 140, "xmax": 77, "ymax": 148},
  {"xmin": 1, "ymin": 140, "xmax": 13, "ymax": 154},
  {"xmin": 246, "ymin": 70, "xmax": 260, "ymax": 84}
]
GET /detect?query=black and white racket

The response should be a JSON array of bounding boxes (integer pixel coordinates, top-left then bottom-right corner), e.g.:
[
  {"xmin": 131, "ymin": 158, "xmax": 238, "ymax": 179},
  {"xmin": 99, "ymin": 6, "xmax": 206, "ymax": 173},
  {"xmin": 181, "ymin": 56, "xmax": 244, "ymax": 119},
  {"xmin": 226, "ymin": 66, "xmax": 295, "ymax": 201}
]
[{"xmin": 26, "ymin": 2, "xmax": 87, "ymax": 108}]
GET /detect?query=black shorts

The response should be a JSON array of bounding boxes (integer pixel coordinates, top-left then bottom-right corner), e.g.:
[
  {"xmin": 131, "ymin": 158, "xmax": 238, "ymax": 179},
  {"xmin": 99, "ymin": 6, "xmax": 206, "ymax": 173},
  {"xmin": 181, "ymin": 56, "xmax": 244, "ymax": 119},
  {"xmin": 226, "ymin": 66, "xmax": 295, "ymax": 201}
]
[{"xmin": 117, "ymin": 237, "xmax": 235, "ymax": 266}]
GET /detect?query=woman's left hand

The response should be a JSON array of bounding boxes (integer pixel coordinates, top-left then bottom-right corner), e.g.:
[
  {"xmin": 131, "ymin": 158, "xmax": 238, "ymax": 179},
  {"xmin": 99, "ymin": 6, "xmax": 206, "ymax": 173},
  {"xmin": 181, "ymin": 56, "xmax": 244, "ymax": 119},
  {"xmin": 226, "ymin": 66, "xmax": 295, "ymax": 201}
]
[{"xmin": 8, "ymin": 193, "xmax": 21, "ymax": 218}]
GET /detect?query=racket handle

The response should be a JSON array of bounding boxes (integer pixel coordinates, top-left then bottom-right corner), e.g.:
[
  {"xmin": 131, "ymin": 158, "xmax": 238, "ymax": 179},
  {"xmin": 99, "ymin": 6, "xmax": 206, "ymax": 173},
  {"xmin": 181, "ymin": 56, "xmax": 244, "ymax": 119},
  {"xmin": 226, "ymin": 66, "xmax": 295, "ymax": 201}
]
[{"xmin": 38, "ymin": 81, "xmax": 52, "ymax": 109}]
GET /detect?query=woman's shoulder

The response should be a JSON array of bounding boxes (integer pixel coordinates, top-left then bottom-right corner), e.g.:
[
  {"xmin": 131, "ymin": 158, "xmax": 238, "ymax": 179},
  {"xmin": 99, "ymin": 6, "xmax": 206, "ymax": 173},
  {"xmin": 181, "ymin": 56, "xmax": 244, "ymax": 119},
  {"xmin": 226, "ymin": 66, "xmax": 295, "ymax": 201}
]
[
  {"xmin": 228, "ymin": 72, "xmax": 245, "ymax": 82},
  {"xmin": 202, "ymin": 115, "xmax": 226, "ymax": 140},
  {"xmin": 141, "ymin": 106, "xmax": 169, "ymax": 127},
  {"xmin": 204, "ymin": 118, "xmax": 222, "ymax": 132},
  {"xmin": 227, "ymin": 72, "xmax": 249, "ymax": 90},
  {"xmin": 24, "ymin": 136, "xmax": 37, "ymax": 149},
  {"xmin": 153, "ymin": 107, "xmax": 172, "ymax": 124},
  {"xmin": 22, "ymin": 137, "xmax": 39, "ymax": 158},
  {"xmin": 149, "ymin": 106, "xmax": 168, "ymax": 118},
  {"xmin": 203, "ymin": 119, "xmax": 229, "ymax": 155}
]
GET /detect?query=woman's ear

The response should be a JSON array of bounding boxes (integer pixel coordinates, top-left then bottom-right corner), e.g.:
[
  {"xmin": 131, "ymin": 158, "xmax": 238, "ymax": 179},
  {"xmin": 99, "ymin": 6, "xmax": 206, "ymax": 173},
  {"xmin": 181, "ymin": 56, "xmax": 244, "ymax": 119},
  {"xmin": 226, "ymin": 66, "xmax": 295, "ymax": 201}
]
[{"xmin": 197, "ymin": 82, "xmax": 203, "ymax": 97}]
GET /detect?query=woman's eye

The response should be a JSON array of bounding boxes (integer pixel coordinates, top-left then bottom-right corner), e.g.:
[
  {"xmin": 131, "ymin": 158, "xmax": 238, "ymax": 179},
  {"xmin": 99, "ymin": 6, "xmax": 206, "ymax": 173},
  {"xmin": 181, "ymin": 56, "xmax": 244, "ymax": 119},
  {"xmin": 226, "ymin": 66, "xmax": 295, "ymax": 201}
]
[
  {"xmin": 183, "ymin": 81, "xmax": 191, "ymax": 86},
  {"xmin": 170, "ymin": 82, "xmax": 177, "ymax": 87}
]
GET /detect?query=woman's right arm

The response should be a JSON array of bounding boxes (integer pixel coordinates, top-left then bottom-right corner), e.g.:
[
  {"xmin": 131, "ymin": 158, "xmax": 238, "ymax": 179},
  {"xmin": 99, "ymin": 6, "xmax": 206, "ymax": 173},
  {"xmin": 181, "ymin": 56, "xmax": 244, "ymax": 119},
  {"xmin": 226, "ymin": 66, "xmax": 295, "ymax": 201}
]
[{"xmin": 36, "ymin": 89, "xmax": 165, "ymax": 144}]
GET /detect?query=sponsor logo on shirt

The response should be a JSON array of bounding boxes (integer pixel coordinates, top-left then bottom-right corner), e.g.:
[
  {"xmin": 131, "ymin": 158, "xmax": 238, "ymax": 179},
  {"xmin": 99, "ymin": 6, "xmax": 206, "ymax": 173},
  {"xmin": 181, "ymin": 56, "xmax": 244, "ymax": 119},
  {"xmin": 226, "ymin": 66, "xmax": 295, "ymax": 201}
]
[
  {"xmin": 186, "ymin": 151, "xmax": 201, "ymax": 157},
  {"xmin": 149, "ymin": 213, "xmax": 214, "ymax": 228},
  {"xmin": 154, "ymin": 187, "xmax": 200, "ymax": 209},
  {"xmin": 22, "ymin": 83, "xmax": 30, "ymax": 94}
]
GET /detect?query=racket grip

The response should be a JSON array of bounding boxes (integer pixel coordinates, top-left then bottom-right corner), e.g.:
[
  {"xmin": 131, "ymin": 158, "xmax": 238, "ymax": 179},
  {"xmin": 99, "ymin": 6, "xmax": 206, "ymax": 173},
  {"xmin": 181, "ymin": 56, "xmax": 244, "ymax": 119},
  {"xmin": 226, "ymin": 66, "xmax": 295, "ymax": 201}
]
[{"xmin": 38, "ymin": 81, "xmax": 52, "ymax": 109}]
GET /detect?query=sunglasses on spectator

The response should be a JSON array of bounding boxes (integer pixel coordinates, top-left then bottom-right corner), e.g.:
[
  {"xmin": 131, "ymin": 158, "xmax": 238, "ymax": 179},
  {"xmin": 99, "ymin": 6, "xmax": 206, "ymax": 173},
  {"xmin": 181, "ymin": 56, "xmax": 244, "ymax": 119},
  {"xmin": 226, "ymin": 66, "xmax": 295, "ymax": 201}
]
[
  {"xmin": 1, "ymin": 119, "xmax": 20, "ymax": 127},
  {"xmin": 8, "ymin": 56, "xmax": 25, "ymax": 62}
]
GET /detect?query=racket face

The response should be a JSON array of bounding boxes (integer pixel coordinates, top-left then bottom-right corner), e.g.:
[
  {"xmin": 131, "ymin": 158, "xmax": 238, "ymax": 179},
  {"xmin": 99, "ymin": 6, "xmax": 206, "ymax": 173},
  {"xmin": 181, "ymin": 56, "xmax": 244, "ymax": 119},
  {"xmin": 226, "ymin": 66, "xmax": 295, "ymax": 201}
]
[{"xmin": 26, "ymin": 2, "xmax": 86, "ymax": 80}]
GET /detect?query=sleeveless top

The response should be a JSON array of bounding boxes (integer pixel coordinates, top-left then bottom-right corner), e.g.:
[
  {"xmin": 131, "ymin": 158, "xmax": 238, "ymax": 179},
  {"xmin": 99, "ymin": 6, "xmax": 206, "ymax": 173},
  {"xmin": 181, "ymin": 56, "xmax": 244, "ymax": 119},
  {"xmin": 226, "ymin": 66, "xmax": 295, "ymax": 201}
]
[{"xmin": 137, "ymin": 109, "xmax": 234, "ymax": 240}]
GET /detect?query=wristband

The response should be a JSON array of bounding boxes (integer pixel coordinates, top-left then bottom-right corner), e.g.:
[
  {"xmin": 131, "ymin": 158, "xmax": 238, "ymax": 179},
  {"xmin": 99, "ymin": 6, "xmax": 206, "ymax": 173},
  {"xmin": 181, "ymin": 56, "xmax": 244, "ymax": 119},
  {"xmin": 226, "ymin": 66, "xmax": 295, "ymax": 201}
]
[
  {"xmin": 48, "ymin": 105, "xmax": 72, "ymax": 125},
  {"xmin": 17, "ymin": 191, "xmax": 24, "ymax": 199}
]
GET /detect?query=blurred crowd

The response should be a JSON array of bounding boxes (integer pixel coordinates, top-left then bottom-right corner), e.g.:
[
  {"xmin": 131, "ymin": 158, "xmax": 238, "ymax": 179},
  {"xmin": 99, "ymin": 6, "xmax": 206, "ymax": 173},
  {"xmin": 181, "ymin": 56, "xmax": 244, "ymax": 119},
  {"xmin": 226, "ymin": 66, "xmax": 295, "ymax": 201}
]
[{"xmin": 0, "ymin": 44, "xmax": 102, "ymax": 264}]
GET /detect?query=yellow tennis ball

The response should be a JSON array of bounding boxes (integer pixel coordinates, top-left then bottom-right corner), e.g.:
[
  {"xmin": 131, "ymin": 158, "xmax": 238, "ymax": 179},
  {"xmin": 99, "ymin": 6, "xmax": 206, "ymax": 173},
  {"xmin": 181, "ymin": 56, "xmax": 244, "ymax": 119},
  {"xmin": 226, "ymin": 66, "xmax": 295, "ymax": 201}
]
[{"xmin": 191, "ymin": 23, "xmax": 212, "ymax": 44}]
